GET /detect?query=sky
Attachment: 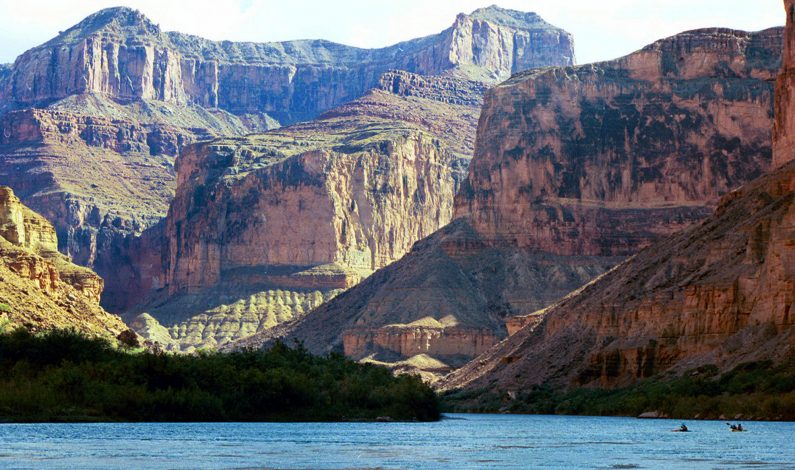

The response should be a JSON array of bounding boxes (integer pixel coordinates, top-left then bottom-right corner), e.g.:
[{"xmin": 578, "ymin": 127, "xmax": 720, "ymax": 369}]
[{"xmin": 0, "ymin": 0, "xmax": 785, "ymax": 65}]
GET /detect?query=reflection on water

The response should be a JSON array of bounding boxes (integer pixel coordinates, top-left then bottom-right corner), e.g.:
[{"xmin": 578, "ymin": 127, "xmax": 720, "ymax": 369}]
[{"xmin": 1, "ymin": 414, "xmax": 794, "ymax": 469}]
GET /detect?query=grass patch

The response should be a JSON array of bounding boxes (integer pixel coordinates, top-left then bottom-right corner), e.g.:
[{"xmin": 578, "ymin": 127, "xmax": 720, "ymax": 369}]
[{"xmin": 0, "ymin": 328, "xmax": 439, "ymax": 422}]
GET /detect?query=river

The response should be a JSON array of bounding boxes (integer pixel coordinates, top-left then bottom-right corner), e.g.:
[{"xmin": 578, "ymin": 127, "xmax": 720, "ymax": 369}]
[{"xmin": 1, "ymin": 414, "xmax": 793, "ymax": 469}]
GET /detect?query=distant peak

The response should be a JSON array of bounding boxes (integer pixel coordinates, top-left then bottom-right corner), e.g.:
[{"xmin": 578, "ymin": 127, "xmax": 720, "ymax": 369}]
[
  {"xmin": 50, "ymin": 6, "xmax": 161, "ymax": 44},
  {"xmin": 466, "ymin": 5, "xmax": 554, "ymax": 30}
]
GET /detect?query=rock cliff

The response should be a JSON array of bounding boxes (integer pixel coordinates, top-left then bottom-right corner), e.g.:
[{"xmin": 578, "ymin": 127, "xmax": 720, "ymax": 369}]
[
  {"xmin": 0, "ymin": 186, "xmax": 127, "ymax": 338},
  {"xmin": 0, "ymin": 99, "xmax": 271, "ymax": 310},
  {"xmin": 444, "ymin": 1, "xmax": 795, "ymax": 393},
  {"xmin": 0, "ymin": 5, "xmax": 574, "ymax": 313},
  {"xmin": 128, "ymin": 86, "xmax": 479, "ymax": 351},
  {"xmin": 0, "ymin": 6, "xmax": 574, "ymax": 123},
  {"xmin": 245, "ymin": 27, "xmax": 783, "ymax": 375},
  {"xmin": 444, "ymin": 159, "xmax": 795, "ymax": 391}
]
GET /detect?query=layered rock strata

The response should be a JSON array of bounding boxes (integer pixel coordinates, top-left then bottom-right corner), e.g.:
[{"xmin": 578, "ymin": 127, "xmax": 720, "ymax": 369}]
[
  {"xmin": 444, "ymin": 160, "xmax": 795, "ymax": 391},
  {"xmin": 129, "ymin": 86, "xmax": 483, "ymax": 351},
  {"xmin": 0, "ymin": 6, "xmax": 574, "ymax": 122},
  {"xmin": 245, "ymin": 27, "xmax": 783, "ymax": 375},
  {"xmin": 0, "ymin": 99, "xmax": 271, "ymax": 309},
  {"xmin": 444, "ymin": 3, "xmax": 795, "ymax": 393},
  {"xmin": 0, "ymin": 186, "xmax": 127, "ymax": 337},
  {"xmin": 0, "ymin": 5, "xmax": 575, "ymax": 313}
]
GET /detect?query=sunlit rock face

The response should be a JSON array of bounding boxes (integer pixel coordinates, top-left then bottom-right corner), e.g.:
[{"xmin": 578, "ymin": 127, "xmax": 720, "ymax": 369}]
[
  {"xmin": 241, "ymin": 27, "xmax": 783, "ymax": 377},
  {"xmin": 0, "ymin": 186, "xmax": 128, "ymax": 338},
  {"xmin": 0, "ymin": 5, "xmax": 575, "ymax": 318},
  {"xmin": 0, "ymin": 6, "xmax": 574, "ymax": 123},
  {"xmin": 458, "ymin": 27, "xmax": 781, "ymax": 255}
]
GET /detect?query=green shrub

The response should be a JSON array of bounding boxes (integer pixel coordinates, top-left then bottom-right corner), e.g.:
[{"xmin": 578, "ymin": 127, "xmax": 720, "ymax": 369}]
[{"xmin": 0, "ymin": 328, "xmax": 440, "ymax": 422}]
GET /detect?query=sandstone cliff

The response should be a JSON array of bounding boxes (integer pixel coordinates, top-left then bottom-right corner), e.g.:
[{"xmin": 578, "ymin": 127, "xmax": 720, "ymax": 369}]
[
  {"xmin": 443, "ymin": 2, "xmax": 795, "ymax": 394},
  {"xmin": 443, "ymin": 159, "xmax": 795, "ymax": 391},
  {"xmin": 127, "ymin": 85, "xmax": 485, "ymax": 351},
  {"xmin": 244, "ymin": 27, "xmax": 783, "ymax": 375},
  {"xmin": 0, "ymin": 99, "xmax": 272, "ymax": 310},
  {"xmin": 0, "ymin": 6, "xmax": 574, "ymax": 123},
  {"xmin": 0, "ymin": 186, "xmax": 127, "ymax": 338}
]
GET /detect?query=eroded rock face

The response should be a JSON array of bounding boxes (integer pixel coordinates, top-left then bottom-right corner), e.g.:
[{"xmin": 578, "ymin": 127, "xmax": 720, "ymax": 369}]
[
  {"xmin": 774, "ymin": 0, "xmax": 795, "ymax": 167},
  {"xmin": 444, "ymin": 4, "xmax": 795, "ymax": 393},
  {"xmin": 0, "ymin": 5, "xmax": 574, "ymax": 316},
  {"xmin": 0, "ymin": 6, "xmax": 574, "ymax": 123},
  {"xmin": 458, "ymin": 27, "xmax": 781, "ymax": 254},
  {"xmin": 444, "ymin": 161, "xmax": 795, "ymax": 391},
  {"xmin": 251, "ymin": 28, "xmax": 783, "ymax": 373},
  {"xmin": 0, "ymin": 102, "xmax": 269, "ymax": 310},
  {"xmin": 0, "ymin": 186, "xmax": 127, "ymax": 338},
  {"xmin": 166, "ymin": 128, "xmax": 458, "ymax": 295},
  {"xmin": 130, "ymin": 93, "xmax": 469, "ymax": 351}
]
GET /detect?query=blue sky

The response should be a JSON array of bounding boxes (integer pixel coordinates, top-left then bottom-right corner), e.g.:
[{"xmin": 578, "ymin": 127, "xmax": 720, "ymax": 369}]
[{"xmin": 0, "ymin": 0, "xmax": 784, "ymax": 65}]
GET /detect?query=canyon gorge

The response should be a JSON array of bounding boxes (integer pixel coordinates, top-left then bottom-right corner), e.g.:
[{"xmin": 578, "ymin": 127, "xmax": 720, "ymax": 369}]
[{"xmin": 248, "ymin": 26, "xmax": 785, "ymax": 377}]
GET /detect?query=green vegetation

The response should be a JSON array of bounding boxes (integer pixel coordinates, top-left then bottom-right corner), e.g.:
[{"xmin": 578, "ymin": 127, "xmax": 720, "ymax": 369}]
[
  {"xmin": 0, "ymin": 329, "xmax": 440, "ymax": 422},
  {"xmin": 443, "ymin": 360, "xmax": 795, "ymax": 420}
]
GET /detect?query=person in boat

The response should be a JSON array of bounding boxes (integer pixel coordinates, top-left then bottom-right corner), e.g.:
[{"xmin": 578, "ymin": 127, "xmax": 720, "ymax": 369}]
[
  {"xmin": 737, "ymin": 423, "xmax": 743, "ymax": 431},
  {"xmin": 728, "ymin": 423, "xmax": 737, "ymax": 430},
  {"xmin": 679, "ymin": 424, "xmax": 688, "ymax": 432}
]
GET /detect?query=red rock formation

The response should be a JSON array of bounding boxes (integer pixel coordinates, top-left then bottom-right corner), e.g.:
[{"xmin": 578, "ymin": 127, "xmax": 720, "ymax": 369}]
[
  {"xmin": 444, "ymin": 161, "xmax": 795, "ymax": 391},
  {"xmin": 343, "ymin": 324, "xmax": 498, "ymax": 366},
  {"xmin": 443, "ymin": 3, "xmax": 795, "ymax": 393},
  {"xmin": 459, "ymin": 28, "xmax": 780, "ymax": 254},
  {"xmin": 774, "ymin": 0, "xmax": 795, "ymax": 167},
  {"xmin": 252, "ymin": 28, "xmax": 782, "ymax": 373}
]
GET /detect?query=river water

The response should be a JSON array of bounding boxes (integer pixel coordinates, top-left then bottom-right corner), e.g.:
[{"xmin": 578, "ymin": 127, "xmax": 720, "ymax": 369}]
[{"xmin": 1, "ymin": 414, "xmax": 793, "ymax": 469}]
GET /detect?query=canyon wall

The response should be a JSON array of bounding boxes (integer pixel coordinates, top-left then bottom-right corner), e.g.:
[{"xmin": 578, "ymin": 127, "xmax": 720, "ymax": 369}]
[
  {"xmin": 0, "ymin": 6, "xmax": 574, "ymax": 123},
  {"xmin": 0, "ymin": 186, "xmax": 128, "ymax": 338},
  {"xmin": 775, "ymin": 0, "xmax": 795, "ymax": 167},
  {"xmin": 458, "ymin": 27, "xmax": 781, "ymax": 254},
  {"xmin": 0, "ymin": 102, "xmax": 268, "ymax": 310},
  {"xmin": 444, "ymin": 159, "xmax": 795, "ymax": 391},
  {"xmin": 128, "ymin": 85, "xmax": 483, "ymax": 351},
  {"xmin": 248, "ymin": 27, "xmax": 783, "ymax": 375},
  {"xmin": 0, "ymin": 5, "xmax": 575, "ymax": 314},
  {"xmin": 444, "ymin": 3, "xmax": 795, "ymax": 393}
]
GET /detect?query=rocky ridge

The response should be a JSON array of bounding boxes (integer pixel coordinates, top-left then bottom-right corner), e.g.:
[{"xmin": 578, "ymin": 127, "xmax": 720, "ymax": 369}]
[
  {"xmin": 128, "ymin": 86, "xmax": 481, "ymax": 351},
  {"xmin": 0, "ymin": 186, "xmax": 127, "ymax": 338},
  {"xmin": 0, "ymin": 5, "xmax": 574, "ymax": 122}
]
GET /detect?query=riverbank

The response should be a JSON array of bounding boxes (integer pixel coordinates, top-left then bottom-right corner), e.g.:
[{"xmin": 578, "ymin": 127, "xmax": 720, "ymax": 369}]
[
  {"xmin": 442, "ymin": 359, "xmax": 795, "ymax": 421},
  {"xmin": 0, "ymin": 329, "xmax": 439, "ymax": 422}
]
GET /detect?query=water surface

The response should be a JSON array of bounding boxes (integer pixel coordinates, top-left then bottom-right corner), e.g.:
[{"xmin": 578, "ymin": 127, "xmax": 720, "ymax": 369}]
[{"xmin": 1, "ymin": 414, "xmax": 793, "ymax": 469}]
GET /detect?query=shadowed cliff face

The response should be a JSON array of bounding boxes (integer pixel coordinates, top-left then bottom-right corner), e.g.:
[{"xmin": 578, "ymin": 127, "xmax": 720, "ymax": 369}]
[
  {"xmin": 245, "ymin": 27, "xmax": 783, "ymax": 375},
  {"xmin": 0, "ymin": 186, "xmax": 127, "ymax": 338},
  {"xmin": 444, "ymin": 160, "xmax": 795, "ymax": 391},
  {"xmin": 0, "ymin": 99, "xmax": 273, "ymax": 311},
  {"xmin": 0, "ymin": 6, "xmax": 574, "ymax": 123}
]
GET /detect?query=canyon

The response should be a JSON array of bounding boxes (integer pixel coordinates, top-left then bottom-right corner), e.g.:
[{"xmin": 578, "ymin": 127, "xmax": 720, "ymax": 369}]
[
  {"xmin": 246, "ymin": 26, "xmax": 784, "ymax": 376},
  {"xmin": 0, "ymin": 5, "xmax": 575, "ymax": 321}
]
